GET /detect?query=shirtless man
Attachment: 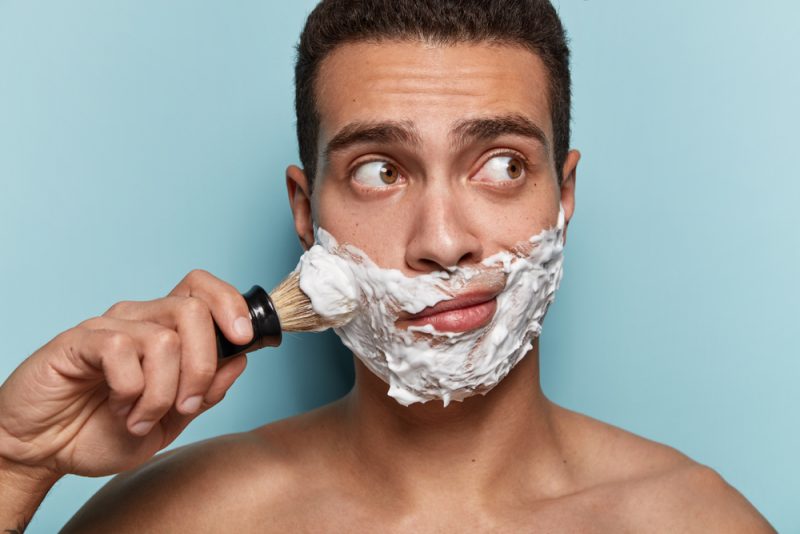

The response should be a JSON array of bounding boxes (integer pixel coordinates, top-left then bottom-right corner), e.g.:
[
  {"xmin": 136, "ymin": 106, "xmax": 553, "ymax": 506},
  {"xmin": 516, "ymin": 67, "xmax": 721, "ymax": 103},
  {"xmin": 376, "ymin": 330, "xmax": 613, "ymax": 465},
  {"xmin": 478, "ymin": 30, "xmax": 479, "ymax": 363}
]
[{"xmin": 0, "ymin": 1, "xmax": 774, "ymax": 531}]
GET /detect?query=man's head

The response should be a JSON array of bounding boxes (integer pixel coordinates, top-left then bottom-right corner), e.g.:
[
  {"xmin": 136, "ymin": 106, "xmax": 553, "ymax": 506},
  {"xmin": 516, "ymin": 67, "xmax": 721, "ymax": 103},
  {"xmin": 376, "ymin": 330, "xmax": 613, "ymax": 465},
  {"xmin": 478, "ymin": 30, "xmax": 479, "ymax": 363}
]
[
  {"xmin": 286, "ymin": 0, "xmax": 579, "ymax": 277},
  {"xmin": 294, "ymin": 0, "xmax": 572, "ymax": 190},
  {"xmin": 286, "ymin": 0, "xmax": 580, "ymax": 406}
]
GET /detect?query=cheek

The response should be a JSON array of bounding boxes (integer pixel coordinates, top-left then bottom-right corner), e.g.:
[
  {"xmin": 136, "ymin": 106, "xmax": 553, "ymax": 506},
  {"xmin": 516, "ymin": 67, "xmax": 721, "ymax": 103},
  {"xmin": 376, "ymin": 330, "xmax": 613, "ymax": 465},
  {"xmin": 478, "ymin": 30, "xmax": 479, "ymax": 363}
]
[
  {"xmin": 314, "ymin": 188, "xmax": 413, "ymax": 268},
  {"xmin": 462, "ymin": 184, "xmax": 561, "ymax": 249}
]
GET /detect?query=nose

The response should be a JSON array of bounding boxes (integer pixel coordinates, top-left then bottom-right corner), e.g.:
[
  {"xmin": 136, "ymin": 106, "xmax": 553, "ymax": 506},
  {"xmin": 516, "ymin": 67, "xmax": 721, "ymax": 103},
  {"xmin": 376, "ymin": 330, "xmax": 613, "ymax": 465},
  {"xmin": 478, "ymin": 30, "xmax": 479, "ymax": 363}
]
[{"xmin": 404, "ymin": 185, "xmax": 483, "ymax": 272}]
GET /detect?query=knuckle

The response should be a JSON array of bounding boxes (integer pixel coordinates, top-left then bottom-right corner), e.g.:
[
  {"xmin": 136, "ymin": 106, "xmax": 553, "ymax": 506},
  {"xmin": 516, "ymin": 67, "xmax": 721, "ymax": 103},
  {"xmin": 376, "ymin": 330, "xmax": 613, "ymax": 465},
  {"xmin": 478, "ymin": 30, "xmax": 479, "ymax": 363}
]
[
  {"xmin": 185, "ymin": 269, "xmax": 211, "ymax": 285},
  {"xmin": 77, "ymin": 316, "xmax": 105, "ymax": 330},
  {"xmin": 150, "ymin": 328, "xmax": 181, "ymax": 354},
  {"xmin": 179, "ymin": 296, "xmax": 210, "ymax": 319},
  {"xmin": 98, "ymin": 331, "xmax": 136, "ymax": 355},
  {"xmin": 188, "ymin": 361, "xmax": 217, "ymax": 381},
  {"xmin": 139, "ymin": 392, "xmax": 174, "ymax": 414},
  {"xmin": 104, "ymin": 300, "xmax": 131, "ymax": 317},
  {"xmin": 114, "ymin": 380, "xmax": 144, "ymax": 399}
]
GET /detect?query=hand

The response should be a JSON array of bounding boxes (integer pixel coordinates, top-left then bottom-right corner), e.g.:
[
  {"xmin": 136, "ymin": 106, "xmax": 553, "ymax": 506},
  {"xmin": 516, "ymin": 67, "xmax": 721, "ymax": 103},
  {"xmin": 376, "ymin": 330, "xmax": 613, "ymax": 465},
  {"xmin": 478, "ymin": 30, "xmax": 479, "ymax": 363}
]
[{"xmin": 0, "ymin": 270, "xmax": 252, "ymax": 478}]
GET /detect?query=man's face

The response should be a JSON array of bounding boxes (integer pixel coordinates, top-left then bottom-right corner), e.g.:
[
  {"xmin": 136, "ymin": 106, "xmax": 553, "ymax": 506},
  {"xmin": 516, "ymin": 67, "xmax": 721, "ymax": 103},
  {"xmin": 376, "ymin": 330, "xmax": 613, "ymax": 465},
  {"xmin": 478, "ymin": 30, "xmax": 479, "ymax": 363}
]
[{"xmin": 289, "ymin": 40, "xmax": 577, "ymax": 277}]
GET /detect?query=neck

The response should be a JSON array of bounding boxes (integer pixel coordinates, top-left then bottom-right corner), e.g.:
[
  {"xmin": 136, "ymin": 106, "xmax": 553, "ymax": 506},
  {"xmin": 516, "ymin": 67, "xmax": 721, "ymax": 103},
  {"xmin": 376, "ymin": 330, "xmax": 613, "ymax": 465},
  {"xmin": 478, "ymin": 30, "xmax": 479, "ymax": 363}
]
[{"xmin": 340, "ymin": 339, "xmax": 574, "ymax": 502}]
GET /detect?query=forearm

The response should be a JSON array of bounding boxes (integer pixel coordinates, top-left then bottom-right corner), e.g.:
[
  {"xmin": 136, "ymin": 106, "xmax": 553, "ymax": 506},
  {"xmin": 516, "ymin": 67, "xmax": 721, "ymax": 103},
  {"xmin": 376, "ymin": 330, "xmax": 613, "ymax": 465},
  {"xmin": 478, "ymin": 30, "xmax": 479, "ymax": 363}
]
[{"xmin": 0, "ymin": 458, "xmax": 59, "ymax": 533}]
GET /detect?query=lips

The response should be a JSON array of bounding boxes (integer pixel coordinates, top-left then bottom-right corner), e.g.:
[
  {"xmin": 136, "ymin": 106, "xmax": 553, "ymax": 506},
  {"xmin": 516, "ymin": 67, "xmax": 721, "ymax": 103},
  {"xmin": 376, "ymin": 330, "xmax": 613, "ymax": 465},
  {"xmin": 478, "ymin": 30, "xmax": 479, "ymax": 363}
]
[{"xmin": 397, "ymin": 290, "xmax": 500, "ymax": 333}]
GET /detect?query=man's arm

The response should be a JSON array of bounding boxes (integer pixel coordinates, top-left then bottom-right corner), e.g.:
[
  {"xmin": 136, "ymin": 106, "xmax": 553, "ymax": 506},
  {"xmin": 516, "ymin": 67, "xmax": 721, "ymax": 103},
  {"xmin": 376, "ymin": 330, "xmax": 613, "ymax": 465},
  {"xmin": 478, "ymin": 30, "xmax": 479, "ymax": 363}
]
[
  {"xmin": 60, "ymin": 431, "xmax": 295, "ymax": 533},
  {"xmin": 0, "ymin": 459, "xmax": 58, "ymax": 533}
]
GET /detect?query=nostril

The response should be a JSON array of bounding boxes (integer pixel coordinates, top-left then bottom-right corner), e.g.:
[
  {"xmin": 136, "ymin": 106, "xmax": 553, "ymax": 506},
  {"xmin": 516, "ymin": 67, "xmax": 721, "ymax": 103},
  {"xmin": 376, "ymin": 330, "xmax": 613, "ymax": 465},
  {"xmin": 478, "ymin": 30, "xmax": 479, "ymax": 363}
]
[
  {"xmin": 456, "ymin": 251, "xmax": 478, "ymax": 266},
  {"xmin": 413, "ymin": 251, "xmax": 478, "ymax": 273},
  {"xmin": 414, "ymin": 258, "xmax": 445, "ymax": 272},
  {"xmin": 404, "ymin": 212, "xmax": 483, "ymax": 273},
  {"xmin": 446, "ymin": 251, "xmax": 479, "ymax": 271},
  {"xmin": 419, "ymin": 258, "xmax": 436, "ymax": 268}
]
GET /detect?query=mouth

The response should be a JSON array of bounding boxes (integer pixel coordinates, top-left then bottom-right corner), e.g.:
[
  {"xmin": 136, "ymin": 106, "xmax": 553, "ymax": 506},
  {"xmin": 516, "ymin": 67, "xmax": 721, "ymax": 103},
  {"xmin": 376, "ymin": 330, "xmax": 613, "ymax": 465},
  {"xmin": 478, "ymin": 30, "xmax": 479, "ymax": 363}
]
[{"xmin": 396, "ymin": 290, "xmax": 501, "ymax": 333}]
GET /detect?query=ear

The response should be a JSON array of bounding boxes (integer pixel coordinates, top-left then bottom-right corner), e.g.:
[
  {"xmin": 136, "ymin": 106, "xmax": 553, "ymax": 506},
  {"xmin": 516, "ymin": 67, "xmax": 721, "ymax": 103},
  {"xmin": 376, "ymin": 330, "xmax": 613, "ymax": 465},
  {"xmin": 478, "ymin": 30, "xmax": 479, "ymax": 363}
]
[
  {"xmin": 286, "ymin": 165, "xmax": 315, "ymax": 250},
  {"xmin": 559, "ymin": 149, "xmax": 580, "ymax": 244}
]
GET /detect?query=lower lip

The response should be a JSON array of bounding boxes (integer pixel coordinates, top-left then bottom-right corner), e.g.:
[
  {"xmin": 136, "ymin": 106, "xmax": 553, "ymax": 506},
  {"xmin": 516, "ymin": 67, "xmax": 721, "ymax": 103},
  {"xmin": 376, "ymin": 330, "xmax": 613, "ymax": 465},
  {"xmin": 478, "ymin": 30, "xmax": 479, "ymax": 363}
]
[{"xmin": 401, "ymin": 299, "xmax": 498, "ymax": 333}]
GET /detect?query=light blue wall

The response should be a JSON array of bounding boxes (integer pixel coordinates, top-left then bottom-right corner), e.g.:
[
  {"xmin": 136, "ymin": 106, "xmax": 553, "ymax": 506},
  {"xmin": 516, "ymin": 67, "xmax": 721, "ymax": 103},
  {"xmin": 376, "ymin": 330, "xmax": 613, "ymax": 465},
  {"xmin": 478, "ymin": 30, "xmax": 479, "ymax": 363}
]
[{"xmin": 0, "ymin": 1, "xmax": 796, "ymax": 531}]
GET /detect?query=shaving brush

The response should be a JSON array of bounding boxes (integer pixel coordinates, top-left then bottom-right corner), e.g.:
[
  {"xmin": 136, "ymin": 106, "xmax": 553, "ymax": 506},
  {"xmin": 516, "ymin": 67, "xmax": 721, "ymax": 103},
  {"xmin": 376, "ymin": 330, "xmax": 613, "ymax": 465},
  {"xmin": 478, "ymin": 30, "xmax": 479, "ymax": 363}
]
[{"xmin": 215, "ymin": 272, "xmax": 346, "ymax": 359}]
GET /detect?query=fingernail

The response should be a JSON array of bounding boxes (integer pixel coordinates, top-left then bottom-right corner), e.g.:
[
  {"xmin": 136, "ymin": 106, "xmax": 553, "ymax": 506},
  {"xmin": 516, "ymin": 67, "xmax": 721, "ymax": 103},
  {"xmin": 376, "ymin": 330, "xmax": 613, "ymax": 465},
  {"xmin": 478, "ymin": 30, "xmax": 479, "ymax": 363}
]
[
  {"xmin": 181, "ymin": 395, "xmax": 203, "ymax": 414},
  {"xmin": 130, "ymin": 420, "xmax": 154, "ymax": 436},
  {"xmin": 233, "ymin": 316, "xmax": 252, "ymax": 340},
  {"xmin": 116, "ymin": 402, "xmax": 134, "ymax": 417}
]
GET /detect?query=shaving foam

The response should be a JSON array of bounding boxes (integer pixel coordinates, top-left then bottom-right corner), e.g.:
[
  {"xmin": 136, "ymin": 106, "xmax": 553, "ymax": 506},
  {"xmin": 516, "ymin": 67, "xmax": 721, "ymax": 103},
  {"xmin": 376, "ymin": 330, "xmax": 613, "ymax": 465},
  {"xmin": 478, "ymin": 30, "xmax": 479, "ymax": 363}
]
[{"xmin": 297, "ymin": 206, "xmax": 565, "ymax": 406}]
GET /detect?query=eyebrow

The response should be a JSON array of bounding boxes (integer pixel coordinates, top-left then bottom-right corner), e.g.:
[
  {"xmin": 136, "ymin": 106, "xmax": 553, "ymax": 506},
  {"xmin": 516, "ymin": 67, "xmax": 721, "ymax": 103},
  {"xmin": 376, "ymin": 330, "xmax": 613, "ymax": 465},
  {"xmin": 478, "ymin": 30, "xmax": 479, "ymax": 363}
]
[
  {"xmin": 324, "ymin": 120, "xmax": 422, "ymax": 163},
  {"xmin": 451, "ymin": 114, "xmax": 550, "ymax": 153},
  {"xmin": 322, "ymin": 113, "xmax": 549, "ymax": 164}
]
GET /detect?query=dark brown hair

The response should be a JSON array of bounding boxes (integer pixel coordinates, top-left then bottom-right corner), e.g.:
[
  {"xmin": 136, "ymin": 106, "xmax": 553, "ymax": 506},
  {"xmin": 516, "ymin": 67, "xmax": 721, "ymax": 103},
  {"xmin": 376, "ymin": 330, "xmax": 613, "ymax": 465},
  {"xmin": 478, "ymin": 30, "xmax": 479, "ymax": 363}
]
[{"xmin": 295, "ymin": 0, "xmax": 571, "ymax": 187}]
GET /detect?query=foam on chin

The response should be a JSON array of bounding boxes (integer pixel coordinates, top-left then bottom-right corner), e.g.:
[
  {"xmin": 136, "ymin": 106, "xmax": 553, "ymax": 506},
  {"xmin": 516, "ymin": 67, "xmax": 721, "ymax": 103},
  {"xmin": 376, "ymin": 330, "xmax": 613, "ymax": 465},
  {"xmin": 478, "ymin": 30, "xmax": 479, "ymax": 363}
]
[{"xmin": 297, "ymin": 205, "xmax": 565, "ymax": 407}]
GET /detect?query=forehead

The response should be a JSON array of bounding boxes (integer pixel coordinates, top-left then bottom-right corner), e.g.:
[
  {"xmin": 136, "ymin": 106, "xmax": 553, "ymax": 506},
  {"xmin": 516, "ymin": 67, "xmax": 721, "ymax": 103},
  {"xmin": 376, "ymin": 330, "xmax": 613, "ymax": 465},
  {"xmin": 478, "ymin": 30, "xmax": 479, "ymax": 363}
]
[{"xmin": 314, "ymin": 40, "xmax": 553, "ymax": 147}]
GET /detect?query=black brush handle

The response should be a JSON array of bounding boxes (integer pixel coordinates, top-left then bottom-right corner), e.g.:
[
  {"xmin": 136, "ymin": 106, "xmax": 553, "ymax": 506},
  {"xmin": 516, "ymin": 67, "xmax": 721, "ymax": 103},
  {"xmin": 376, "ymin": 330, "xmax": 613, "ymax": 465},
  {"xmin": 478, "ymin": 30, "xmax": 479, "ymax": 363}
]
[{"xmin": 215, "ymin": 285, "xmax": 282, "ymax": 359}]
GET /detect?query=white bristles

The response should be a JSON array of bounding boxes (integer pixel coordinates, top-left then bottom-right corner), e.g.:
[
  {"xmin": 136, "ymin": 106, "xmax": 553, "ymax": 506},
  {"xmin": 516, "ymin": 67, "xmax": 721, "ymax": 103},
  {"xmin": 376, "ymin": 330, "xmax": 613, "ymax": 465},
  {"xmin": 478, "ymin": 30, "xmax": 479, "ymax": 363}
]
[{"xmin": 269, "ymin": 271, "xmax": 344, "ymax": 332}]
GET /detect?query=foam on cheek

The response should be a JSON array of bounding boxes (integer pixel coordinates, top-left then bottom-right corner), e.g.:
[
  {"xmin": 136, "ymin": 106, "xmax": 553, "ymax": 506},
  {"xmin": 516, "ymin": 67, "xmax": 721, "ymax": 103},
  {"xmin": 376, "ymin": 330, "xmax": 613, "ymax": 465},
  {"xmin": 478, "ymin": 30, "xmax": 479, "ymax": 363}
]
[
  {"xmin": 297, "ymin": 206, "xmax": 566, "ymax": 407},
  {"xmin": 297, "ymin": 242, "xmax": 360, "ymax": 321}
]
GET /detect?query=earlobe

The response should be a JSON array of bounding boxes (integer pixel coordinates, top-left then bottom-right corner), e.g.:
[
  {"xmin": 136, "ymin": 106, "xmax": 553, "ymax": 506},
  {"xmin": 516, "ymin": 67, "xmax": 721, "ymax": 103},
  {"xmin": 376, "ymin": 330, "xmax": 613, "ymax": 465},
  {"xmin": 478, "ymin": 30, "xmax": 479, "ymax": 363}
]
[
  {"xmin": 560, "ymin": 149, "xmax": 580, "ymax": 243},
  {"xmin": 285, "ymin": 165, "xmax": 315, "ymax": 250}
]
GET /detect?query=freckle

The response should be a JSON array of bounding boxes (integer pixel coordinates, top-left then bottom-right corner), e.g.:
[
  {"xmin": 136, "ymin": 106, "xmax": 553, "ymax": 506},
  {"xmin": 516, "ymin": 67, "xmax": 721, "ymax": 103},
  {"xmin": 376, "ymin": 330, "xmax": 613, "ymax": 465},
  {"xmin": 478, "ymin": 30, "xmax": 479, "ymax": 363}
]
[{"xmin": 471, "ymin": 458, "xmax": 476, "ymax": 463}]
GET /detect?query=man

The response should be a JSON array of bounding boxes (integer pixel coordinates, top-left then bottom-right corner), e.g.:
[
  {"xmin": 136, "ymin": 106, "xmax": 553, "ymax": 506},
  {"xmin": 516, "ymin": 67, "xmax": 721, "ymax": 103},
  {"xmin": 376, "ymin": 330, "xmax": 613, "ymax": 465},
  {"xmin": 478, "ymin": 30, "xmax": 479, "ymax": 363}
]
[{"xmin": 0, "ymin": 0, "xmax": 773, "ymax": 531}]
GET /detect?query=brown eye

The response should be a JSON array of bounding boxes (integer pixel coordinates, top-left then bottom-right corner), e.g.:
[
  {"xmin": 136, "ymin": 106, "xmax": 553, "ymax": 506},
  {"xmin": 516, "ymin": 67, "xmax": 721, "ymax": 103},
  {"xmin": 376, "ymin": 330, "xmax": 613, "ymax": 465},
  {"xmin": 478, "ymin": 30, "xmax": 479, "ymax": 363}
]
[
  {"xmin": 473, "ymin": 155, "xmax": 527, "ymax": 184},
  {"xmin": 380, "ymin": 163, "xmax": 398, "ymax": 184},
  {"xmin": 352, "ymin": 160, "xmax": 404, "ymax": 188},
  {"xmin": 506, "ymin": 157, "xmax": 523, "ymax": 179}
]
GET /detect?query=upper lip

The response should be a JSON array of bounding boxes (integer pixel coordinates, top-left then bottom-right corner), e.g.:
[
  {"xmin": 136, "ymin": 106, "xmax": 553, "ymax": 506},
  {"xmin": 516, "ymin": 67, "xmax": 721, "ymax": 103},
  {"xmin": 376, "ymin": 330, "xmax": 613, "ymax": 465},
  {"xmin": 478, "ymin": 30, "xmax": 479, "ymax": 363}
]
[{"xmin": 399, "ymin": 290, "xmax": 501, "ymax": 321}]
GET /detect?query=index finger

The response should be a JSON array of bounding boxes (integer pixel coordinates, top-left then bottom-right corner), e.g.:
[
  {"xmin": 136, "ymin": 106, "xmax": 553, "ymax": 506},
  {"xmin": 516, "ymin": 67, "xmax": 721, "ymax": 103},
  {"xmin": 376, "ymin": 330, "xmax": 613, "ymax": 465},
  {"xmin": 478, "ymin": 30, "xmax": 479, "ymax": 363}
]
[{"xmin": 169, "ymin": 269, "xmax": 253, "ymax": 346}]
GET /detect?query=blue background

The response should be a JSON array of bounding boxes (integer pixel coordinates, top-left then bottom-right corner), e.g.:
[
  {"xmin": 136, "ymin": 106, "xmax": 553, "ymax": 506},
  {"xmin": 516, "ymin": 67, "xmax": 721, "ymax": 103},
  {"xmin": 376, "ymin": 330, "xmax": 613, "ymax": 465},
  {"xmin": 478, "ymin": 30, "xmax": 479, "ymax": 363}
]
[{"xmin": 1, "ymin": 1, "xmax": 796, "ymax": 531}]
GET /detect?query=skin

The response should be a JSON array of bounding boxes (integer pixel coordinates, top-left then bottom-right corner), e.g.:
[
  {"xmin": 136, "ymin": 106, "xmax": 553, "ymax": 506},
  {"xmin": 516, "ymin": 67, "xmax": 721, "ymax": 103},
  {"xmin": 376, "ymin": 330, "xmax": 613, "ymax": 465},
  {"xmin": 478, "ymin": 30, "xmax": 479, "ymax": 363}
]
[{"xmin": 0, "ymin": 41, "xmax": 774, "ymax": 532}]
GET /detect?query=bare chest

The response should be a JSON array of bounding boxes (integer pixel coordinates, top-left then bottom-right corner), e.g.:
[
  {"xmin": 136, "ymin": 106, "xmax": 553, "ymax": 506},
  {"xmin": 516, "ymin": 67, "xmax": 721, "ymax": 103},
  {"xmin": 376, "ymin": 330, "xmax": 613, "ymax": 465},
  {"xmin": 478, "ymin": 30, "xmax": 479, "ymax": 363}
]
[{"xmin": 241, "ymin": 491, "xmax": 634, "ymax": 534}]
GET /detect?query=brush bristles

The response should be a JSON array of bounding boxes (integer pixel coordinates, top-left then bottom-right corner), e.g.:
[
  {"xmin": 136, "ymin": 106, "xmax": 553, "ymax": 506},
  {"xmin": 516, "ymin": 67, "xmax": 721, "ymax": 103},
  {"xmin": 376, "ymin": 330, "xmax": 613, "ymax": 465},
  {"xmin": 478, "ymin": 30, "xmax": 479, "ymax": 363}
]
[{"xmin": 270, "ymin": 271, "xmax": 342, "ymax": 332}]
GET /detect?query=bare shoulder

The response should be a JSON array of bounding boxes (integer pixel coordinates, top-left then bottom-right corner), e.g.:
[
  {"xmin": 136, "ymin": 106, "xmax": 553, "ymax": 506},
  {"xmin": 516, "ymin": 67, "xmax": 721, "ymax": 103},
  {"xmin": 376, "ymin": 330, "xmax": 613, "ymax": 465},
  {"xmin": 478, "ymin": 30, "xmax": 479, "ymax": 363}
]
[
  {"xmin": 554, "ymin": 407, "xmax": 774, "ymax": 532},
  {"xmin": 62, "ymin": 404, "xmax": 343, "ymax": 533},
  {"xmin": 618, "ymin": 463, "xmax": 775, "ymax": 533}
]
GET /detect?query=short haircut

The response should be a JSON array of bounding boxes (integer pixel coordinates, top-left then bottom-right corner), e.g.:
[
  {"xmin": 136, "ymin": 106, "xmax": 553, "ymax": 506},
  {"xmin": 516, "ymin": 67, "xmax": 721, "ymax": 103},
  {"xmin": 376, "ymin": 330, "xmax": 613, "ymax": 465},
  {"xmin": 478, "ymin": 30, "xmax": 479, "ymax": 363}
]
[{"xmin": 294, "ymin": 0, "xmax": 571, "ymax": 188}]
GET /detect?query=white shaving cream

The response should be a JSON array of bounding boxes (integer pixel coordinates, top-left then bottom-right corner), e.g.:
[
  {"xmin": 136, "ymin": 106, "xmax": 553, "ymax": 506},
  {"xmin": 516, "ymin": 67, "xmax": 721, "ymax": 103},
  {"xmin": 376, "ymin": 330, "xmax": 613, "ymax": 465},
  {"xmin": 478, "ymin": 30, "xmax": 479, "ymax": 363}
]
[{"xmin": 297, "ymin": 205, "xmax": 565, "ymax": 406}]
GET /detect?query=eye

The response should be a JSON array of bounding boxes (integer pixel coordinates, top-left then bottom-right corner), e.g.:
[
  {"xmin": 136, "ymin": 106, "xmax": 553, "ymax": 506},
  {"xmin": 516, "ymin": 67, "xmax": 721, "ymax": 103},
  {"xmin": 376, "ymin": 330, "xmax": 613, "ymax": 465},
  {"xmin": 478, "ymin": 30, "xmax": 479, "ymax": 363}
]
[
  {"xmin": 474, "ymin": 155, "xmax": 525, "ymax": 183},
  {"xmin": 352, "ymin": 161, "xmax": 402, "ymax": 187}
]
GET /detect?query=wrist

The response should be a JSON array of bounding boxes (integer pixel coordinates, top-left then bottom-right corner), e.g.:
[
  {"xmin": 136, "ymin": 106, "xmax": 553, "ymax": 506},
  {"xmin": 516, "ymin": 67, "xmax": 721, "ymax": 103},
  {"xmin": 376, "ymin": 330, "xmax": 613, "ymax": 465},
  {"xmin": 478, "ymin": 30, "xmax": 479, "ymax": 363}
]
[
  {"xmin": 0, "ymin": 455, "xmax": 60, "ymax": 489},
  {"xmin": 0, "ymin": 456, "xmax": 59, "ymax": 531}
]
